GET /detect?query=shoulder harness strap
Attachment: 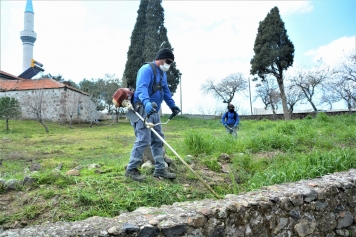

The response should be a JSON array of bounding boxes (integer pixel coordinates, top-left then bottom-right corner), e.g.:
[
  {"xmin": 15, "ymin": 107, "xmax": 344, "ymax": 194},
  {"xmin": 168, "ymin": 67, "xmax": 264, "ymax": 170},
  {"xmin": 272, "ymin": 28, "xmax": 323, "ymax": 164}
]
[{"xmin": 146, "ymin": 62, "xmax": 163, "ymax": 96}]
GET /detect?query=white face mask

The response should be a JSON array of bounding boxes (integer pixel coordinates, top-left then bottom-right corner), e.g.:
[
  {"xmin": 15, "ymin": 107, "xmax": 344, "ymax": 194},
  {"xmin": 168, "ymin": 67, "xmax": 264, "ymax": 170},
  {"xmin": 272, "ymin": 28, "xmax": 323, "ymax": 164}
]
[{"xmin": 160, "ymin": 63, "xmax": 171, "ymax": 72}]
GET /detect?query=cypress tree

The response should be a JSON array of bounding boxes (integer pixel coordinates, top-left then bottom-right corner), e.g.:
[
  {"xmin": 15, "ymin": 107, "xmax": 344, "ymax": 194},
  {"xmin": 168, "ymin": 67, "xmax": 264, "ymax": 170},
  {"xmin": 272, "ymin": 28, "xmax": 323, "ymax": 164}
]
[
  {"xmin": 250, "ymin": 6, "xmax": 295, "ymax": 120},
  {"xmin": 123, "ymin": 0, "xmax": 149, "ymax": 89},
  {"xmin": 123, "ymin": 0, "xmax": 181, "ymax": 94}
]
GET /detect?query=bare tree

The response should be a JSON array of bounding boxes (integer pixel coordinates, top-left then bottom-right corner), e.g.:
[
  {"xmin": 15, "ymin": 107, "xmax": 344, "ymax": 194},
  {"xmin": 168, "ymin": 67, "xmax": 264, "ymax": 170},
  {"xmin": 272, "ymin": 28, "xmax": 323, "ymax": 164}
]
[
  {"xmin": 254, "ymin": 77, "xmax": 281, "ymax": 117},
  {"xmin": 84, "ymin": 95, "xmax": 99, "ymax": 127},
  {"xmin": 290, "ymin": 60, "xmax": 331, "ymax": 112},
  {"xmin": 338, "ymin": 52, "xmax": 356, "ymax": 83},
  {"xmin": 325, "ymin": 78, "xmax": 355, "ymax": 112},
  {"xmin": 284, "ymin": 83, "xmax": 304, "ymax": 115},
  {"xmin": 196, "ymin": 103, "xmax": 214, "ymax": 118},
  {"xmin": 105, "ymin": 76, "xmax": 125, "ymax": 124},
  {"xmin": 25, "ymin": 87, "xmax": 49, "ymax": 133},
  {"xmin": 201, "ymin": 73, "xmax": 248, "ymax": 104},
  {"xmin": 114, "ymin": 107, "xmax": 128, "ymax": 123},
  {"xmin": 66, "ymin": 93, "xmax": 81, "ymax": 128},
  {"xmin": 215, "ymin": 105, "xmax": 228, "ymax": 117},
  {"xmin": 326, "ymin": 53, "xmax": 356, "ymax": 113},
  {"xmin": 102, "ymin": 74, "xmax": 122, "ymax": 115}
]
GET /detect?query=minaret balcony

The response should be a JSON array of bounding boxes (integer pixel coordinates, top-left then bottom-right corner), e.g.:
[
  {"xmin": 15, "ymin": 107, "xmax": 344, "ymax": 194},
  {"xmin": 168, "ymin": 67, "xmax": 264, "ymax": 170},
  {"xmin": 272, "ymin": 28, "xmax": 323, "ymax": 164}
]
[{"xmin": 20, "ymin": 30, "xmax": 37, "ymax": 38}]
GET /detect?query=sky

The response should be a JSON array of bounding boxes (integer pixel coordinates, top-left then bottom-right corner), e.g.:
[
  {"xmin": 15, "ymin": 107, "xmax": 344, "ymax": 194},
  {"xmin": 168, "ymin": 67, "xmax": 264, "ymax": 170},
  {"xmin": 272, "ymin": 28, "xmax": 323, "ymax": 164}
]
[{"xmin": 1, "ymin": 0, "xmax": 355, "ymax": 115}]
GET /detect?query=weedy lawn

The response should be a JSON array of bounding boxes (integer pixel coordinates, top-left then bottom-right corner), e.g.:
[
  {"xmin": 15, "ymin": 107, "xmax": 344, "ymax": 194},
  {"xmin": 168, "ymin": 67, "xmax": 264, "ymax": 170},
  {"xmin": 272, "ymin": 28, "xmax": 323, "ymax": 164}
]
[{"xmin": 0, "ymin": 113, "xmax": 355, "ymax": 228}]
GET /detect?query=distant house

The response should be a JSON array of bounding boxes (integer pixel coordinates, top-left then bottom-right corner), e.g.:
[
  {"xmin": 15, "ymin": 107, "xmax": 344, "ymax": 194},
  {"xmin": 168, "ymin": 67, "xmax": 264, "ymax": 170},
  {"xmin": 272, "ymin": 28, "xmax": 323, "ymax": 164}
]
[{"xmin": 0, "ymin": 70, "xmax": 97, "ymax": 123}]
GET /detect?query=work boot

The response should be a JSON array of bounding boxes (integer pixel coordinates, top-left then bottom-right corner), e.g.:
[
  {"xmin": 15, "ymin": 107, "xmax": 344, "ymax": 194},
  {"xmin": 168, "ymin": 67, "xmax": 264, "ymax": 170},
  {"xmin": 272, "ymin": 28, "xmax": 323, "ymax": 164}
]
[
  {"xmin": 125, "ymin": 168, "xmax": 146, "ymax": 181},
  {"xmin": 153, "ymin": 169, "xmax": 176, "ymax": 179}
]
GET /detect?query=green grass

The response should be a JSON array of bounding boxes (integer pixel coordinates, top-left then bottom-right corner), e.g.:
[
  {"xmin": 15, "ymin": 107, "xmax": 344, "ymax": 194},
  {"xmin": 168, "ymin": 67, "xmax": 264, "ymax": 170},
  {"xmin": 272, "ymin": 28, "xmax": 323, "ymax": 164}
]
[{"xmin": 0, "ymin": 112, "xmax": 355, "ymax": 228}]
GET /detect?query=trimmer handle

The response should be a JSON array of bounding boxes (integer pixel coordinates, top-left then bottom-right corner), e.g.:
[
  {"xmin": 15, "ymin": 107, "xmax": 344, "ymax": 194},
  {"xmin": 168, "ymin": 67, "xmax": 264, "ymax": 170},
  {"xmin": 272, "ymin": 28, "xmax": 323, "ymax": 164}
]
[
  {"xmin": 146, "ymin": 102, "xmax": 158, "ymax": 118},
  {"xmin": 168, "ymin": 109, "xmax": 180, "ymax": 120}
]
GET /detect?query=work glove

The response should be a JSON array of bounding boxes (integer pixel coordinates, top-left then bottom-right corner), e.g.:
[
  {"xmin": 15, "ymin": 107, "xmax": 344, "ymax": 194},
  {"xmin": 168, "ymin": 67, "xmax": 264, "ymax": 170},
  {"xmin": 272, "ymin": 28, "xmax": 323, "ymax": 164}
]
[
  {"xmin": 233, "ymin": 125, "xmax": 238, "ymax": 129},
  {"xmin": 224, "ymin": 124, "xmax": 228, "ymax": 128},
  {"xmin": 144, "ymin": 102, "xmax": 156, "ymax": 114},
  {"xmin": 170, "ymin": 105, "xmax": 181, "ymax": 114}
]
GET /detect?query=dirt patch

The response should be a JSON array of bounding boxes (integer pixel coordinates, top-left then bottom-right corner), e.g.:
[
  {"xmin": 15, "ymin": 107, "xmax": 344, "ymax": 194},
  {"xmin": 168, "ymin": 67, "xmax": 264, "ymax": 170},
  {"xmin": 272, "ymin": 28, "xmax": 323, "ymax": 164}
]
[
  {"xmin": 254, "ymin": 150, "xmax": 282, "ymax": 159},
  {"xmin": 0, "ymin": 164, "xmax": 231, "ymax": 230},
  {"xmin": 2, "ymin": 151, "xmax": 31, "ymax": 162},
  {"xmin": 0, "ymin": 189, "xmax": 70, "ymax": 229}
]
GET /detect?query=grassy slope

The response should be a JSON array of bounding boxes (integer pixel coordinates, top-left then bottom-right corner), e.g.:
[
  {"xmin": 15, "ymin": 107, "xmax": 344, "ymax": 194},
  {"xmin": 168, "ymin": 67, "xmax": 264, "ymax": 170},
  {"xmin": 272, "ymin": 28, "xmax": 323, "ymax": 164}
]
[{"xmin": 0, "ymin": 113, "xmax": 355, "ymax": 228}]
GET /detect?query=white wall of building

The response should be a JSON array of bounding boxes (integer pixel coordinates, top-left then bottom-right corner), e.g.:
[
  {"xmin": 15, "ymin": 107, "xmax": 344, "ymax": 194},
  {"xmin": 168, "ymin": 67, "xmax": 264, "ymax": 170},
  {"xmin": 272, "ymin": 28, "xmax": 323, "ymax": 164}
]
[{"xmin": 0, "ymin": 88, "xmax": 98, "ymax": 123}]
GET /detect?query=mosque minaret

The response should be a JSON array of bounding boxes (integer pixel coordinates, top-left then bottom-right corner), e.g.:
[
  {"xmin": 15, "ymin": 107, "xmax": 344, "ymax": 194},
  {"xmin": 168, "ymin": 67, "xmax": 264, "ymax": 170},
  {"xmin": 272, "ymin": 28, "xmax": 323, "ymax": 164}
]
[{"xmin": 20, "ymin": 0, "xmax": 37, "ymax": 72}]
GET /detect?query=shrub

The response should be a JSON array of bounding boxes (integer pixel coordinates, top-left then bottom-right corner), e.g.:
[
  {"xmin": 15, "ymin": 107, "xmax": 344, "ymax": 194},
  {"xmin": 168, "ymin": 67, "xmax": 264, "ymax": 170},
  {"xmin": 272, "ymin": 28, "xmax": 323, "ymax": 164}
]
[
  {"xmin": 304, "ymin": 114, "xmax": 313, "ymax": 120},
  {"xmin": 316, "ymin": 112, "xmax": 330, "ymax": 122},
  {"xmin": 276, "ymin": 122, "xmax": 297, "ymax": 135},
  {"xmin": 183, "ymin": 130, "xmax": 216, "ymax": 155}
]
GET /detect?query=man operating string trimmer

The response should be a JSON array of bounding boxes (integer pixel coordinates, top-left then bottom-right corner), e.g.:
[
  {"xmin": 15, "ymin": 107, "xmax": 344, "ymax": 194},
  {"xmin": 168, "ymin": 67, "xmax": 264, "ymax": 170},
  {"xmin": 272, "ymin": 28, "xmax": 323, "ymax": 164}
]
[
  {"xmin": 113, "ymin": 48, "xmax": 181, "ymax": 182},
  {"xmin": 113, "ymin": 49, "xmax": 221, "ymax": 198},
  {"xmin": 221, "ymin": 103, "xmax": 240, "ymax": 138}
]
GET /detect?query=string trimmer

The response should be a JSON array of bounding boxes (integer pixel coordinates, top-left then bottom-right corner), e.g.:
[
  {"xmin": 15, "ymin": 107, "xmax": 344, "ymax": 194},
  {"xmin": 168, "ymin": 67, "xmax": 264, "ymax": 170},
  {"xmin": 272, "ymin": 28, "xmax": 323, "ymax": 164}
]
[
  {"xmin": 112, "ymin": 88, "xmax": 221, "ymax": 199},
  {"xmin": 226, "ymin": 125, "xmax": 238, "ymax": 137}
]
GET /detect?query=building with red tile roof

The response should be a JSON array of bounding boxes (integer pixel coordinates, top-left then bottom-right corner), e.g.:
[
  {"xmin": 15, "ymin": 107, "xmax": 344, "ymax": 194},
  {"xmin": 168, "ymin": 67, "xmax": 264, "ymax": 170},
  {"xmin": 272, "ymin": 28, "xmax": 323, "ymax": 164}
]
[
  {"xmin": 0, "ymin": 70, "xmax": 97, "ymax": 123},
  {"xmin": 0, "ymin": 70, "xmax": 22, "ymax": 81}
]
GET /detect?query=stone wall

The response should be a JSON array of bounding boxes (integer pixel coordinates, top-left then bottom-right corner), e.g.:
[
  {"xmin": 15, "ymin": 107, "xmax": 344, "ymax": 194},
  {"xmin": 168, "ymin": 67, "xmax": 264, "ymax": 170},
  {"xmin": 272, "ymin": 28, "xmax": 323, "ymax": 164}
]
[
  {"xmin": 1, "ymin": 169, "xmax": 355, "ymax": 237},
  {"xmin": 240, "ymin": 110, "xmax": 356, "ymax": 121},
  {"xmin": 168, "ymin": 110, "xmax": 356, "ymax": 122}
]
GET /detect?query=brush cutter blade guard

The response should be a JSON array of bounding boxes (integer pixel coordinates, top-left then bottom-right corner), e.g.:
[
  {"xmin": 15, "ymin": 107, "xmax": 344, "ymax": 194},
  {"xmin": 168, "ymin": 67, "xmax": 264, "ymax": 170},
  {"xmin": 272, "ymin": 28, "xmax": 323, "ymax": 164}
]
[{"xmin": 112, "ymin": 88, "xmax": 134, "ymax": 108}]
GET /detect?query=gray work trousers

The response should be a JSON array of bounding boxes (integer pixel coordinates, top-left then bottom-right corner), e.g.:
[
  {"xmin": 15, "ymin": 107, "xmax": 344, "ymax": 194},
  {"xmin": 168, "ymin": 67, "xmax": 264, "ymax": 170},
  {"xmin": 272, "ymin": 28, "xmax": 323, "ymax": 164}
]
[
  {"xmin": 126, "ymin": 112, "xmax": 165, "ymax": 171},
  {"xmin": 225, "ymin": 125, "xmax": 237, "ymax": 138}
]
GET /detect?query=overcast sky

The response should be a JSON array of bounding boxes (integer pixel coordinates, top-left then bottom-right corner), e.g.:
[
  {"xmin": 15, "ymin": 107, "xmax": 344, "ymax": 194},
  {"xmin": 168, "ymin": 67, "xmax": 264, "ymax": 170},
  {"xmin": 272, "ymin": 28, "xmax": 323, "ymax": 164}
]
[{"xmin": 1, "ymin": 0, "xmax": 355, "ymax": 115}]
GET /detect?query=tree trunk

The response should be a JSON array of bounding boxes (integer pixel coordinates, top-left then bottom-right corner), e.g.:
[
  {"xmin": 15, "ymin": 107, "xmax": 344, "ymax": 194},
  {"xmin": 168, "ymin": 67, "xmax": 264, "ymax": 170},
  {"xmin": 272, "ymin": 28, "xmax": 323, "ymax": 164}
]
[
  {"xmin": 289, "ymin": 108, "xmax": 294, "ymax": 119},
  {"xmin": 271, "ymin": 102, "xmax": 277, "ymax": 120},
  {"xmin": 35, "ymin": 111, "xmax": 49, "ymax": 133},
  {"xmin": 348, "ymin": 102, "xmax": 352, "ymax": 114},
  {"xmin": 277, "ymin": 78, "xmax": 290, "ymax": 120},
  {"xmin": 309, "ymin": 100, "xmax": 318, "ymax": 112},
  {"xmin": 69, "ymin": 115, "xmax": 73, "ymax": 129},
  {"xmin": 39, "ymin": 120, "xmax": 49, "ymax": 133},
  {"xmin": 6, "ymin": 119, "xmax": 9, "ymax": 130}
]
